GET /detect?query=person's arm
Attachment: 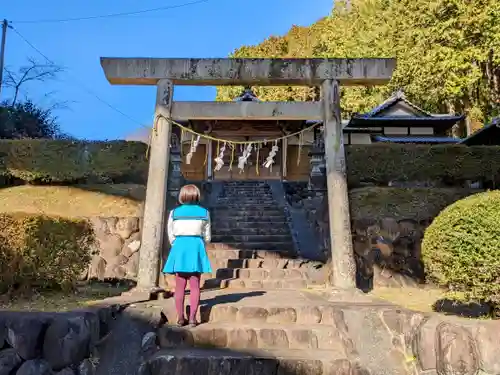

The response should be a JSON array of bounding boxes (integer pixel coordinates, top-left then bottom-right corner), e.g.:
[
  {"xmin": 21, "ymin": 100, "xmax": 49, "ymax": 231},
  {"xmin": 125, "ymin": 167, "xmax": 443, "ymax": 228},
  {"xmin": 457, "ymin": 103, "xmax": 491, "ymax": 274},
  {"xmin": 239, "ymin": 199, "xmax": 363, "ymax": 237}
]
[
  {"xmin": 167, "ymin": 210, "xmax": 176, "ymax": 245},
  {"xmin": 203, "ymin": 211, "xmax": 211, "ymax": 244}
]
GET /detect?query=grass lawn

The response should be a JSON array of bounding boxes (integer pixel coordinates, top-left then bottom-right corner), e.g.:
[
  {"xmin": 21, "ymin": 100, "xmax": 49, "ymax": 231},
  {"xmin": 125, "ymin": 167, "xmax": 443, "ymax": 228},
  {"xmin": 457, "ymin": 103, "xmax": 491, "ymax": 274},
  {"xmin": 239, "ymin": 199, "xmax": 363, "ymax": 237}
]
[
  {"xmin": 369, "ymin": 286, "xmax": 447, "ymax": 313},
  {"xmin": 0, "ymin": 283, "xmax": 131, "ymax": 312},
  {"xmin": 0, "ymin": 184, "xmax": 143, "ymax": 217}
]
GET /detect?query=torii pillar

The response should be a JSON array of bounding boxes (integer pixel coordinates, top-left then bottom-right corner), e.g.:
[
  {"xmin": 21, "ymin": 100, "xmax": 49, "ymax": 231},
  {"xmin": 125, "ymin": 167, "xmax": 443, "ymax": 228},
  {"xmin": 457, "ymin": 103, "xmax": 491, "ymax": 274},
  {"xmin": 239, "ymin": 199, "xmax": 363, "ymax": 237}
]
[{"xmin": 100, "ymin": 57, "xmax": 396, "ymax": 295}]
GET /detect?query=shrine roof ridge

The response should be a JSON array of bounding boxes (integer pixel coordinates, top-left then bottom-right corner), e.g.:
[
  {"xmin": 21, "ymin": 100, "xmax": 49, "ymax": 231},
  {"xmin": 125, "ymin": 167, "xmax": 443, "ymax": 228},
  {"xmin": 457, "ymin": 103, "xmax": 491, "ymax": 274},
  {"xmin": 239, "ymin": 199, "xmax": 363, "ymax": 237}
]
[{"xmin": 100, "ymin": 57, "xmax": 396, "ymax": 86}]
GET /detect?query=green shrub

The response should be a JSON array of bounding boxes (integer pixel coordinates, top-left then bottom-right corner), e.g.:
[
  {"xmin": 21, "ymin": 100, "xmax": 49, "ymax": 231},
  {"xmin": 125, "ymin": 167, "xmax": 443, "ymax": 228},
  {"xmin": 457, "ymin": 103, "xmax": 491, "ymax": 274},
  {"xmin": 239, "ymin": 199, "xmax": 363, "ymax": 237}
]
[
  {"xmin": 349, "ymin": 187, "xmax": 480, "ymax": 220},
  {"xmin": 0, "ymin": 213, "xmax": 95, "ymax": 293},
  {"xmin": 346, "ymin": 144, "xmax": 500, "ymax": 186},
  {"xmin": 0, "ymin": 140, "xmax": 148, "ymax": 184},
  {"xmin": 421, "ymin": 190, "xmax": 500, "ymax": 304}
]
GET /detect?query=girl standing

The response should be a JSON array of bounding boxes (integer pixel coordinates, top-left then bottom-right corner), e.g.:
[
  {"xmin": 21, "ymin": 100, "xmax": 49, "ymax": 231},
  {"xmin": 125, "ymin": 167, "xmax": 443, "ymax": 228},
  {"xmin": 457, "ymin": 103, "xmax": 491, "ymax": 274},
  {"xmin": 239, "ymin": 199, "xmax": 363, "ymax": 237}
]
[{"xmin": 163, "ymin": 184, "xmax": 212, "ymax": 327}]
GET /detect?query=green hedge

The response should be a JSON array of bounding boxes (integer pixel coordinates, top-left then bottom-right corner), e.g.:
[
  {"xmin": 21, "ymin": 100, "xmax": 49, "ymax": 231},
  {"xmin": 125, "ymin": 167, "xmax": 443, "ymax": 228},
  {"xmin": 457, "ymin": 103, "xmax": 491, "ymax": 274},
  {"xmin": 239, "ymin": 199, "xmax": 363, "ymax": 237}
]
[
  {"xmin": 346, "ymin": 144, "xmax": 500, "ymax": 186},
  {"xmin": 422, "ymin": 190, "xmax": 500, "ymax": 305},
  {"xmin": 1, "ymin": 141, "xmax": 500, "ymax": 186},
  {"xmin": 0, "ymin": 213, "xmax": 95, "ymax": 293},
  {"xmin": 0, "ymin": 140, "xmax": 148, "ymax": 184},
  {"xmin": 349, "ymin": 187, "xmax": 481, "ymax": 220}
]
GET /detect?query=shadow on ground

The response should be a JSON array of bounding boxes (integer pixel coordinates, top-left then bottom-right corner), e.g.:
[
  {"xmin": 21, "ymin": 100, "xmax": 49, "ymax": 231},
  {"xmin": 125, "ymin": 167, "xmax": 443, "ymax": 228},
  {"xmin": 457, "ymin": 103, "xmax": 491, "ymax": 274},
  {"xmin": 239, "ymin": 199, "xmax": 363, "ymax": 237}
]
[{"xmin": 433, "ymin": 298, "xmax": 495, "ymax": 319}]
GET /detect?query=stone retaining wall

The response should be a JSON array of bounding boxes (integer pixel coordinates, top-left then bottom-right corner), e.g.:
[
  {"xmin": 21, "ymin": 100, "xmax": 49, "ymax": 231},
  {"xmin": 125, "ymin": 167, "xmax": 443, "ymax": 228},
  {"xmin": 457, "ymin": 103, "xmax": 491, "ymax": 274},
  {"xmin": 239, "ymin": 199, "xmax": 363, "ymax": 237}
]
[
  {"xmin": 283, "ymin": 182, "xmax": 435, "ymax": 290},
  {"xmin": 0, "ymin": 305, "xmax": 121, "ymax": 375},
  {"xmin": 85, "ymin": 217, "xmax": 142, "ymax": 281},
  {"xmin": 353, "ymin": 217, "xmax": 427, "ymax": 291}
]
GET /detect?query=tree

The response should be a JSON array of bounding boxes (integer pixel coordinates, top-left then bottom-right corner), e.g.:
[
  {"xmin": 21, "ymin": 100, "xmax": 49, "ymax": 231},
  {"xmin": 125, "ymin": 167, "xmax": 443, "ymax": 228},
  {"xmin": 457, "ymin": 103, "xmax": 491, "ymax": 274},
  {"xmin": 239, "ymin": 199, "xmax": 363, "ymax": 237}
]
[
  {"xmin": 0, "ymin": 100, "xmax": 62, "ymax": 139},
  {"xmin": 3, "ymin": 57, "xmax": 64, "ymax": 106},
  {"xmin": 216, "ymin": 0, "xmax": 500, "ymax": 134}
]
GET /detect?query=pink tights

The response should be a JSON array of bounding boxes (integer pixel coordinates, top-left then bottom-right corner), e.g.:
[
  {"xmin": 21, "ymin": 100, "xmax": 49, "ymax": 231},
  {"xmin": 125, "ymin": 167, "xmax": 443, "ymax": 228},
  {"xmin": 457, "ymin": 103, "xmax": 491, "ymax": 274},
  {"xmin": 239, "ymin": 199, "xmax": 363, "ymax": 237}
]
[{"xmin": 174, "ymin": 273, "xmax": 201, "ymax": 322}]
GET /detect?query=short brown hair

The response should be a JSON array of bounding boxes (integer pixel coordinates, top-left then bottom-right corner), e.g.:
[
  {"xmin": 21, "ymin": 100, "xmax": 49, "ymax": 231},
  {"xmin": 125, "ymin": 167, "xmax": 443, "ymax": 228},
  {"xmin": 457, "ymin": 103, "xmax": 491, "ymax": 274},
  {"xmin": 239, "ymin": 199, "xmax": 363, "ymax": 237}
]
[{"xmin": 178, "ymin": 184, "xmax": 201, "ymax": 204}]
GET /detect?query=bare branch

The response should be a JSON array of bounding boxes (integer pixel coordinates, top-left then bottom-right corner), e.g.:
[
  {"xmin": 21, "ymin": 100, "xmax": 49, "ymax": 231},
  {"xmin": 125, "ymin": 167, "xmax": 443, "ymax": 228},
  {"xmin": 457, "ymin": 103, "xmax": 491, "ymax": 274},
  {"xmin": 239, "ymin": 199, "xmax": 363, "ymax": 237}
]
[{"xmin": 5, "ymin": 57, "xmax": 65, "ymax": 106}]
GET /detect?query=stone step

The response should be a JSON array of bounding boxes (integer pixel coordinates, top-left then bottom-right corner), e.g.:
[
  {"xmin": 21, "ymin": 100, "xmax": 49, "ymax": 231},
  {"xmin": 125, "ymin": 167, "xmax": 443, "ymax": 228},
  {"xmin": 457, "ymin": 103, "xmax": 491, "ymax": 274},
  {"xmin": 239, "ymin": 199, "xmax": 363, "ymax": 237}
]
[
  {"xmin": 206, "ymin": 249, "xmax": 256, "ymax": 259},
  {"xmin": 209, "ymin": 242, "xmax": 295, "ymax": 252},
  {"xmin": 202, "ymin": 278, "xmax": 310, "ymax": 290},
  {"xmin": 211, "ymin": 234, "xmax": 292, "ymax": 243},
  {"xmin": 214, "ymin": 268, "xmax": 312, "ymax": 280},
  {"xmin": 155, "ymin": 291, "xmax": 368, "ymax": 326},
  {"xmin": 211, "ymin": 221, "xmax": 289, "ymax": 230},
  {"xmin": 211, "ymin": 210, "xmax": 285, "ymax": 217},
  {"xmin": 210, "ymin": 201, "xmax": 283, "ymax": 212},
  {"xmin": 158, "ymin": 322, "xmax": 346, "ymax": 351},
  {"xmin": 216, "ymin": 196, "xmax": 275, "ymax": 200},
  {"xmin": 212, "ymin": 227, "xmax": 290, "ymax": 236},
  {"xmin": 212, "ymin": 216, "xmax": 288, "ymax": 223},
  {"xmin": 164, "ymin": 273, "xmax": 313, "ymax": 290},
  {"xmin": 142, "ymin": 348, "xmax": 349, "ymax": 375},
  {"xmin": 217, "ymin": 195, "xmax": 274, "ymax": 200},
  {"xmin": 207, "ymin": 248, "xmax": 295, "ymax": 260},
  {"xmin": 212, "ymin": 212, "xmax": 285, "ymax": 218},
  {"xmin": 210, "ymin": 258, "xmax": 324, "ymax": 270},
  {"xmin": 221, "ymin": 191, "xmax": 271, "ymax": 194}
]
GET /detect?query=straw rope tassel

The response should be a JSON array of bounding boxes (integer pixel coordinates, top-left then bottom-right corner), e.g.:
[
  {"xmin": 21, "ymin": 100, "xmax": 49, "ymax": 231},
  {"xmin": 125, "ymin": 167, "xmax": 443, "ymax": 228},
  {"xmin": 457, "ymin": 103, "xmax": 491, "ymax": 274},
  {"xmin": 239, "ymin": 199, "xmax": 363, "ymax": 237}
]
[
  {"xmin": 203, "ymin": 141, "xmax": 208, "ymax": 166},
  {"xmin": 256, "ymin": 144, "xmax": 260, "ymax": 176},
  {"xmin": 229, "ymin": 145, "xmax": 235, "ymax": 171}
]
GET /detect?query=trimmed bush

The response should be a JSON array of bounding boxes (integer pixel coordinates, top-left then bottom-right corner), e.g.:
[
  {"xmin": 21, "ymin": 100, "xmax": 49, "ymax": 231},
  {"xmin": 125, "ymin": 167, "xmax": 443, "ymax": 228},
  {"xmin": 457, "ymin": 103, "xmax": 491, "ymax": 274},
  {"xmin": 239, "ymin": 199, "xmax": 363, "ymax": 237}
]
[
  {"xmin": 349, "ymin": 187, "xmax": 480, "ymax": 220},
  {"xmin": 0, "ymin": 213, "xmax": 95, "ymax": 293},
  {"xmin": 2, "ymin": 141, "xmax": 500, "ymax": 187},
  {"xmin": 421, "ymin": 190, "xmax": 500, "ymax": 304},
  {"xmin": 0, "ymin": 140, "xmax": 148, "ymax": 184},
  {"xmin": 347, "ymin": 144, "xmax": 500, "ymax": 186}
]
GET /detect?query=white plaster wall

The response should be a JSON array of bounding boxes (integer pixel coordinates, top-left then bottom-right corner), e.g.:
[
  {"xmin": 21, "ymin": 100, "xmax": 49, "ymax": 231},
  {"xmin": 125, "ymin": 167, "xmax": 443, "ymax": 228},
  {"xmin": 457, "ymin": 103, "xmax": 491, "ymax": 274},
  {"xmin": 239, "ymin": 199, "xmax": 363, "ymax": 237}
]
[
  {"xmin": 384, "ymin": 127, "xmax": 409, "ymax": 135},
  {"xmin": 349, "ymin": 133, "xmax": 372, "ymax": 144},
  {"xmin": 410, "ymin": 127, "xmax": 434, "ymax": 135}
]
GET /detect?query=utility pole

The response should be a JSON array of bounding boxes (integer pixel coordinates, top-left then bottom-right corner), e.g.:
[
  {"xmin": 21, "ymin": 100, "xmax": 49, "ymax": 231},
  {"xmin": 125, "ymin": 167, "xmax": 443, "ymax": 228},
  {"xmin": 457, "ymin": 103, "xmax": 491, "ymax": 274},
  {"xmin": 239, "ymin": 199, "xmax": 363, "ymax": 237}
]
[{"xmin": 0, "ymin": 19, "xmax": 8, "ymax": 98}]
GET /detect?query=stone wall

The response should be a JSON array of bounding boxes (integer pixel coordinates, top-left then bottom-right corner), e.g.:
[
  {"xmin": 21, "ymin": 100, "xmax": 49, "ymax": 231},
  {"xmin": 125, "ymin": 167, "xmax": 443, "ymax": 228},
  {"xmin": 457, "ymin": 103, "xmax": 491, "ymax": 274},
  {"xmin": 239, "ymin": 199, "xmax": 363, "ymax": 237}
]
[
  {"xmin": 283, "ymin": 182, "xmax": 443, "ymax": 290},
  {"xmin": 352, "ymin": 217, "xmax": 427, "ymax": 291},
  {"xmin": 283, "ymin": 182, "xmax": 329, "ymax": 261},
  {"xmin": 84, "ymin": 217, "xmax": 142, "ymax": 281},
  {"xmin": 0, "ymin": 305, "xmax": 121, "ymax": 375}
]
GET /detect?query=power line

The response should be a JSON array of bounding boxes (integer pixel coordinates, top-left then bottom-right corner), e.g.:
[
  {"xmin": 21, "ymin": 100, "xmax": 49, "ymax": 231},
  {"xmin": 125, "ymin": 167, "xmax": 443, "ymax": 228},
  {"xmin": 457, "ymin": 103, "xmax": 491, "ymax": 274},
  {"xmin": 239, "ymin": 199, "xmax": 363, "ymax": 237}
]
[
  {"xmin": 10, "ymin": 0, "xmax": 208, "ymax": 25},
  {"xmin": 10, "ymin": 25, "xmax": 145, "ymax": 127}
]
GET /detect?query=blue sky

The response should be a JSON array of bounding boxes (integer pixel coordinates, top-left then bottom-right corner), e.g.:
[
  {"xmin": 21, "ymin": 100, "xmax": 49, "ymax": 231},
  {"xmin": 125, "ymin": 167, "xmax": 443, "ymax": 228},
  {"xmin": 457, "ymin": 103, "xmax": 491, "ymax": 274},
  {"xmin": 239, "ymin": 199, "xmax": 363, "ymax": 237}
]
[{"xmin": 1, "ymin": 0, "xmax": 332, "ymax": 140}]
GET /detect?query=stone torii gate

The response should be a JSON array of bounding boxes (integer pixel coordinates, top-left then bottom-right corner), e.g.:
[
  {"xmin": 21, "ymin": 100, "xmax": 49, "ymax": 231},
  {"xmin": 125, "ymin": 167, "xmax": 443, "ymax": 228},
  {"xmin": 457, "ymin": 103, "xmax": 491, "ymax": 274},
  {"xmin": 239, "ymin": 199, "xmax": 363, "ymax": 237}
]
[{"xmin": 100, "ymin": 57, "xmax": 395, "ymax": 294}]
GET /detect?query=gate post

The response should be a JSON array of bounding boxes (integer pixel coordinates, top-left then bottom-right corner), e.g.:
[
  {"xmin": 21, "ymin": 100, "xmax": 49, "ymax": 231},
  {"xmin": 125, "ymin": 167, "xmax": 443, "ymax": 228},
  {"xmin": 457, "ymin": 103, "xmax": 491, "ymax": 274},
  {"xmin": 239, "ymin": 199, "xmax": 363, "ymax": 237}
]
[
  {"xmin": 136, "ymin": 79, "xmax": 174, "ymax": 292},
  {"xmin": 321, "ymin": 79, "xmax": 356, "ymax": 289}
]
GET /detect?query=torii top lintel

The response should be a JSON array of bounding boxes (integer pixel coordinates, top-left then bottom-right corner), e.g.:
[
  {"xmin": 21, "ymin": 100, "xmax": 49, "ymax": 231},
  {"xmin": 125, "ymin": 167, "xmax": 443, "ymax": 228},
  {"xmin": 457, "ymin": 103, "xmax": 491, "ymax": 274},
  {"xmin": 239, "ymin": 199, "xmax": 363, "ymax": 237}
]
[{"xmin": 100, "ymin": 57, "xmax": 396, "ymax": 86}]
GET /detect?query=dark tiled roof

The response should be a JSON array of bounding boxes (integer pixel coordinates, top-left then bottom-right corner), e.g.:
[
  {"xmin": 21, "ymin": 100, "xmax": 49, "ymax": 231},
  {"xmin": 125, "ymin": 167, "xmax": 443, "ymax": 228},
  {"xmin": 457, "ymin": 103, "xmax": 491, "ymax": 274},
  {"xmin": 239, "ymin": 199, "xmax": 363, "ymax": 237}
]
[
  {"xmin": 372, "ymin": 135, "xmax": 460, "ymax": 144},
  {"xmin": 347, "ymin": 115, "xmax": 465, "ymax": 129},
  {"xmin": 460, "ymin": 122, "xmax": 500, "ymax": 145},
  {"xmin": 363, "ymin": 90, "xmax": 433, "ymax": 118}
]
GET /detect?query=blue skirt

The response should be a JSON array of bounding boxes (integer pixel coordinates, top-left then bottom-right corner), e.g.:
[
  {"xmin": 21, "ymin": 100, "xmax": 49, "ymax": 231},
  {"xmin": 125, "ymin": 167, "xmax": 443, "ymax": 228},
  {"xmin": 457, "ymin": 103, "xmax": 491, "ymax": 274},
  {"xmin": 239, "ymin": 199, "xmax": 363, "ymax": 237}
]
[{"xmin": 162, "ymin": 236, "xmax": 212, "ymax": 274}]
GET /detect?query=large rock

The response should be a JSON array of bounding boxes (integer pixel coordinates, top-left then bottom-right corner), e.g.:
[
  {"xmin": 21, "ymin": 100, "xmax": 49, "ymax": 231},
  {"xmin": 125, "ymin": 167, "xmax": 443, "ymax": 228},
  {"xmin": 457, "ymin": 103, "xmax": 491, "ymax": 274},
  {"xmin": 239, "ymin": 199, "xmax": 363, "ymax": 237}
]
[
  {"xmin": 0, "ymin": 318, "xmax": 5, "ymax": 348},
  {"xmin": 436, "ymin": 323, "xmax": 479, "ymax": 375},
  {"xmin": 121, "ymin": 234, "xmax": 141, "ymax": 258},
  {"xmin": 114, "ymin": 218, "xmax": 139, "ymax": 240},
  {"xmin": 77, "ymin": 359, "xmax": 95, "ymax": 375},
  {"xmin": 88, "ymin": 256, "xmax": 106, "ymax": 280},
  {"xmin": 54, "ymin": 369, "xmax": 75, "ymax": 375},
  {"xmin": 0, "ymin": 348, "xmax": 23, "ymax": 375},
  {"xmin": 98, "ymin": 234, "xmax": 123, "ymax": 261},
  {"xmin": 43, "ymin": 316, "xmax": 92, "ymax": 370},
  {"xmin": 124, "ymin": 252, "xmax": 140, "ymax": 278},
  {"xmin": 16, "ymin": 359, "xmax": 54, "ymax": 375},
  {"xmin": 7, "ymin": 316, "xmax": 47, "ymax": 360}
]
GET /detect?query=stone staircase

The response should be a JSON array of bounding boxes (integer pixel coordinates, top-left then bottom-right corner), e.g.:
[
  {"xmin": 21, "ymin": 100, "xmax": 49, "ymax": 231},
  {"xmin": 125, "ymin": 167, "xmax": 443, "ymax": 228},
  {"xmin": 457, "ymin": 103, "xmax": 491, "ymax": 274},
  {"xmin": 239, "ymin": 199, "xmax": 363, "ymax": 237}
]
[
  {"xmin": 165, "ymin": 181, "xmax": 326, "ymax": 290},
  {"xmin": 144, "ymin": 289, "xmax": 375, "ymax": 375},
  {"xmin": 148, "ymin": 181, "xmax": 345, "ymax": 374}
]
